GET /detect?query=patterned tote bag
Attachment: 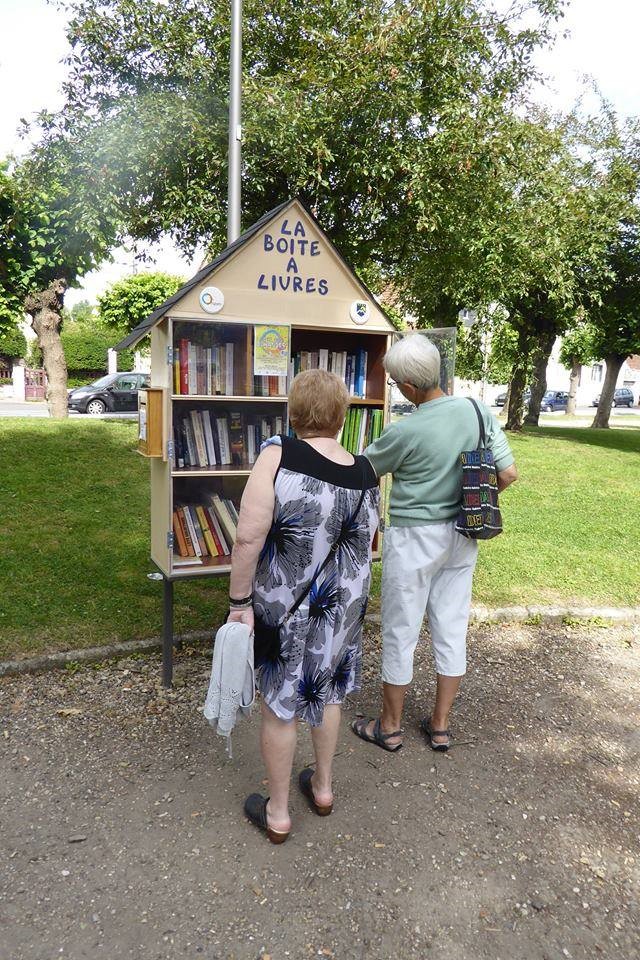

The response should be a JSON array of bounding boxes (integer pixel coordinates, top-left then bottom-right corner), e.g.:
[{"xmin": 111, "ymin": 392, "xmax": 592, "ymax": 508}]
[{"xmin": 455, "ymin": 398, "xmax": 503, "ymax": 540}]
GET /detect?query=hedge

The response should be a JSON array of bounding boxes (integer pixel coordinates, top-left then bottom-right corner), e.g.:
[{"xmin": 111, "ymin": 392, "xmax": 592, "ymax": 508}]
[
  {"xmin": 0, "ymin": 327, "xmax": 27, "ymax": 361},
  {"xmin": 61, "ymin": 328, "xmax": 135, "ymax": 375}
]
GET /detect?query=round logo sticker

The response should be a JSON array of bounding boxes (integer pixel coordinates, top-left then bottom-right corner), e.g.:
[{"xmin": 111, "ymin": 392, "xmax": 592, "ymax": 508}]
[
  {"xmin": 350, "ymin": 300, "xmax": 370, "ymax": 325},
  {"xmin": 199, "ymin": 286, "xmax": 225, "ymax": 314}
]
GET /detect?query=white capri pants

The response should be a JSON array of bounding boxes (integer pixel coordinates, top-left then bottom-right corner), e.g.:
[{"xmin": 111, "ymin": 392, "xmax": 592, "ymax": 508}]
[{"xmin": 381, "ymin": 522, "xmax": 478, "ymax": 683}]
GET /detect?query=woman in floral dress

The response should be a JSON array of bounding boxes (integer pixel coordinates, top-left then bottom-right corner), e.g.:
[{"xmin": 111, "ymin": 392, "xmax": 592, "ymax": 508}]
[{"xmin": 227, "ymin": 369, "xmax": 379, "ymax": 843}]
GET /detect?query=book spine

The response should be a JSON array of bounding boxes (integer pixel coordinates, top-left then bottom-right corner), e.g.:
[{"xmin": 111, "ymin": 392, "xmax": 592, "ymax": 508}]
[
  {"xmin": 176, "ymin": 508, "xmax": 196, "ymax": 556},
  {"xmin": 179, "ymin": 339, "xmax": 189, "ymax": 395},
  {"xmin": 189, "ymin": 410, "xmax": 209, "ymax": 467},
  {"xmin": 173, "ymin": 358, "xmax": 180, "ymax": 394},
  {"xmin": 183, "ymin": 417, "xmax": 198, "ymax": 467},
  {"xmin": 212, "ymin": 495, "xmax": 237, "ymax": 544},
  {"xmin": 196, "ymin": 505, "xmax": 218, "ymax": 556},
  {"xmin": 205, "ymin": 505, "xmax": 230, "ymax": 555},
  {"xmin": 229, "ymin": 410, "xmax": 245, "ymax": 466},
  {"xmin": 172, "ymin": 511, "xmax": 189, "ymax": 557},
  {"xmin": 187, "ymin": 504, "xmax": 208, "ymax": 556},
  {"xmin": 226, "ymin": 342, "xmax": 234, "ymax": 395},
  {"xmin": 202, "ymin": 409, "xmax": 217, "ymax": 466},
  {"xmin": 216, "ymin": 416, "xmax": 232, "ymax": 465},
  {"xmin": 182, "ymin": 505, "xmax": 202, "ymax": 556}
]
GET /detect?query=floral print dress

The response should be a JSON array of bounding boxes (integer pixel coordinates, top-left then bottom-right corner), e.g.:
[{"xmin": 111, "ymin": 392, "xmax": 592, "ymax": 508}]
[{"xmin": 253, "ymin": 436, "xmax": 380, "ymax": 726}]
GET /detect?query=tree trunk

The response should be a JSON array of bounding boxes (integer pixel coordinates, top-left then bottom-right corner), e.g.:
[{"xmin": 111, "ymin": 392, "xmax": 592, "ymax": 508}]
[
  {"xmin": 566, "ymin": 357, "xmax": 581, "ymax": 416},
  {"xmin": 590, "ymin": 354, "xmax": 624, "ymax": 429},
  {"xmin": 505, "ymin": 328, "xmax": 530, "ymax": 431},
  {"xmin": 524, "ymin": 329, "xmax": 556, "ymax": 426},
  {"xmin": 25, "ymin": 279, "xmax": 68, "ymax": 419}
]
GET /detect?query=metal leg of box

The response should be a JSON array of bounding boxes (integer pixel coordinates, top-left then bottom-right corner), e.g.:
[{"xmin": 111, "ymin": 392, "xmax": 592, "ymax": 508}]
[{"xmin": 162, "ymin": 577, "xmax": 174, "ymax": 688}]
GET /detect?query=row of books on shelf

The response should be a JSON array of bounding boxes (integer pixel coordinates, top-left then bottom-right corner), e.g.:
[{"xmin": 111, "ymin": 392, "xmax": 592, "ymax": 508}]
[
  {"xmin": 172, "ymin": 494, "xmax": 238, "ymax": 564},
  {"xmin": 173, "ymin": 339, "xmax": 237, "ymax": 397},
  {"xmin": 172, "ymin": 334, "xmax": 375, "ymax": 400},
  {"xmin": 291, "ymin": 348, "xmax": 369, "ymax": 398},
  {"xmin": 339, "ymin": 405, "xmax": 384, "ymax": 455},
  {"xmin": 253, "ymin": 374, "xmax": 287, "ymax": 396},
  {"xmin": 173, "ymin": 410, "xmax": 284, "ymax": 469}
]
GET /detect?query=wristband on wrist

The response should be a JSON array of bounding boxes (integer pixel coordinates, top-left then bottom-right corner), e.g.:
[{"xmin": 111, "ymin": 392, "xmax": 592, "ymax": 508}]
[{"xmin": 229, "ymin": 595, "xmax": 253, "ymax": 608}]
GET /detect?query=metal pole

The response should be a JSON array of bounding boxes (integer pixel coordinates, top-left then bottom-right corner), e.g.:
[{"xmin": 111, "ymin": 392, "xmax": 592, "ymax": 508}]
[
  {"xmin": 162, "ymin": 577, "xmax": 174, "ymax": 688},
  {"xmin": 227, "ymin": 0, "xmax": 242, "ymax": 244}
]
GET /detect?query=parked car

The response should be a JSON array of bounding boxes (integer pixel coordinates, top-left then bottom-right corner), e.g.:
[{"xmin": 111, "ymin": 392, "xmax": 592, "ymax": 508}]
[
  {"xmin": 494, "ymin": 388, "xmax": 531, "ymax": 407},
  {"xmin": 391, "ymin": 399, "xmax": 416, "ymax": 416},
  {"xmin": 67, "ymin": 372, "xmax": 150, "ymax": 415},
  {"xmin": 540, "ymin": 390, "xmax": 569, "ymax": 412},
  {"xmin": 591, "ymin": 387, "xmax": 634, "ymax": 408}
]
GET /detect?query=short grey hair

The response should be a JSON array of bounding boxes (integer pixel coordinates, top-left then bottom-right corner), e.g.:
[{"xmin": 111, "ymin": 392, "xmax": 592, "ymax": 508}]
[{"xmin": 384, "ymin": 333, "xmax": 441, "ymax": 390}]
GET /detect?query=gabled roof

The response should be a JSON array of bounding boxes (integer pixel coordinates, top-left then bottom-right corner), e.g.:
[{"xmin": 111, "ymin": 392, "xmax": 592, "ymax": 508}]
[{"xmin": 114, "ymin": 197, "xmax": 392, "ymax": 350}]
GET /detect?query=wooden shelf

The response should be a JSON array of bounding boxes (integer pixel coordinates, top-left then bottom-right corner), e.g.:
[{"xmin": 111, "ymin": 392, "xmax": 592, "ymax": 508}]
[
  {"xmin": 172, "ymin": 554, "xmax": 232, "ymax": 575},
  {"xmin": 171, "ymin": 394, "xmax": 287, "ymax": 402},
  {"xmin": 172, "ymin": 465, "xmax": 253, "ymax": 477},
  {"xmin": 349, "ymin": 398, "xmax": 384, "ymax": 406}
]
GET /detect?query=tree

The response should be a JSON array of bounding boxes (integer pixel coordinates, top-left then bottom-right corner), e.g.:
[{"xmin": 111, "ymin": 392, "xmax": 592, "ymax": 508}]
[
  {"xmin": 588, "ymin": 223, "xmax": 640, "ymax": 428},
  {"xmin": 558, "ymin": 317, "xmax": 593, "ymax": 415},
  {"xmin": 0, "ymin": 148, "xmax": 119, "ymax": 417},
  {"xmin": 498, "ymin": 110, "xmax": 640, "ymax": 430},
  {"xmin": 97, "ymin": 272, "xmax": 185, "ymax": 336},
  {"xmin": 48, "ymin": 0, "xmax": 564, "ymax": 303}
]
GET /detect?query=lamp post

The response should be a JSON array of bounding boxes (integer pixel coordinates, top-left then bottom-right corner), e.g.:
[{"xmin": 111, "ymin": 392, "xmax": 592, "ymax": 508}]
[{"xmin": 227, "ymin": 0, "xmax": 242, "ymax": 244}]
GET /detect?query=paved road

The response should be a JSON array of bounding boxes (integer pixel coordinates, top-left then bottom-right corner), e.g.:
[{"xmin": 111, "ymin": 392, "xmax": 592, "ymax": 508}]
[{"xmin": 0, "ymin": 399, "xmax": 136, "ymax": 420}]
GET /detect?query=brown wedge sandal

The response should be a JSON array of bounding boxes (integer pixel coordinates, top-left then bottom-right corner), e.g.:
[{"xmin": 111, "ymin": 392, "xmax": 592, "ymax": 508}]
[
  {"xmin": 243, "ymin": 793, "xmax": 290, "ymax": 844},
  {"xmin": 298, "ymin": 767, "xmax": 333, "ymax": 816}
]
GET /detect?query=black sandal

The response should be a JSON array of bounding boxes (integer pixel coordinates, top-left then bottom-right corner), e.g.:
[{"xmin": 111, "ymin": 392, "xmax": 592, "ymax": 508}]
[
  {"xmin": 351, "ymin": 717, "xmax": 403, "ymax": 753},
  {"xmin": 299, "ymin": 768, "xmax": 333, "ymax": 816},
  {"xmin": 420, "ymin": 718, "xmax": 450, "ymax": 752},
  {"xmin": 243, "ymin": 794, "xmax": 290, "ymax": 844}
]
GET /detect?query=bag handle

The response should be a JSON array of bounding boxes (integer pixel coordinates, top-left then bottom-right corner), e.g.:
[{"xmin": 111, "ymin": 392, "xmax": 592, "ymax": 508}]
[
  {"xmin": 282, "ymin": 458, "xmax": 368, "ymax": 625},
  {"xmin": 468, "ymin": 398, "xmax": 486, "ymax": 449}
]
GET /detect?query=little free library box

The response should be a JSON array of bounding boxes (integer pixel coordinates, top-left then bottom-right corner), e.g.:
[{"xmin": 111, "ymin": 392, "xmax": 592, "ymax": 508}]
[{"xmin": 115, "ymin": 198, "xmax": 397, "ymax": 681}]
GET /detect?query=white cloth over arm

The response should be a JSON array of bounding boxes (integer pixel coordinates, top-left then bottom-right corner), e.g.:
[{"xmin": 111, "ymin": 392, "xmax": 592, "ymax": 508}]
[{"xmin": 203, "ymin": 622, "xmax": 255, "ymax": 752}]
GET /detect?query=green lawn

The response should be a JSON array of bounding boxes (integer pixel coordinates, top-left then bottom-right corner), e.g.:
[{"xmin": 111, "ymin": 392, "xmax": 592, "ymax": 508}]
[{"xmin": 0, "ymin": 418, "xmax": 639, "ymax": 660}]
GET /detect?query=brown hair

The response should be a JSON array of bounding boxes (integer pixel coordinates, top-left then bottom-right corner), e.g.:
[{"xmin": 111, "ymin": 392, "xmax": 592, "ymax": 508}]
[{"xmin": 288, "ymin": 369, "xmax": 350, "ymax": 436}]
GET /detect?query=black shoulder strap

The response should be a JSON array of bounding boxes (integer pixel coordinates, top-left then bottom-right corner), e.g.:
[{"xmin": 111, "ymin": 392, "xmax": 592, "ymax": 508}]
[{"xmin": 468, "ymin": 398, "xmax": 486, "ymax": 449}]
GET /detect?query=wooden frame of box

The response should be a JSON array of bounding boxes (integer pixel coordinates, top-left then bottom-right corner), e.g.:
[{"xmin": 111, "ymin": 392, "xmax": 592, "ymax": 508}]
[{"xmin": 115, "ymin": 197, "xmax": 396, "ymax": 582}]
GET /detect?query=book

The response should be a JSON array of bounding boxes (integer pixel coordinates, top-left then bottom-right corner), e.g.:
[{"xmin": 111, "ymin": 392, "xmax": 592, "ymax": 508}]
[
  {"xmin": 210, "ymin": 493, "xmax": 237, "ymax": 544},
  {"xmin": 229, "ymin": 410, "xmax": 245, "ymax": 465},
  {"xmin": 189, "ymin": 410, "xmax": 209, "ymax": 467},
  {"xmin": 201, "ymin": 409, "xmax": 218, "ymax": 466},
  {"xmin": 172, "ymin": 511, "xmax": 189, "ymax": 557},
  {"xmin": 175, "ymin": 508, "xmax": 195, "ymax": 556},
  {"xmin": 205, "ymin": 505, "xmax": 230, "ymax": 555},
  {"xmin": 216, "ymin": 416, "xmax": 232, "ymax": 465},
  {"xmin": 181, "ymin": 505, "xmax": 202, "ymax": 556},
  {"xmin": 196, "ymin": 505, "xmax": 218, "ymax": 556},
  {"xmin": 179, "ymin": 339, "xmax": 189, "ymax": 395}
]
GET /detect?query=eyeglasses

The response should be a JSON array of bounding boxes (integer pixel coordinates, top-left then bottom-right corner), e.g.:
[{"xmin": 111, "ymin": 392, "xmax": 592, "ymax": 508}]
[{"xmin": 386, "ymin": 378, "xmax": 396, "ymax": 387}]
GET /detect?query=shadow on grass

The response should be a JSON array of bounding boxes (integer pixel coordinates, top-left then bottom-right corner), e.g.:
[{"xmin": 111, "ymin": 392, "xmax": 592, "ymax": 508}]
[{"xmin": 518, "ymin": 424, "xmax": 640, "ymax": 455}]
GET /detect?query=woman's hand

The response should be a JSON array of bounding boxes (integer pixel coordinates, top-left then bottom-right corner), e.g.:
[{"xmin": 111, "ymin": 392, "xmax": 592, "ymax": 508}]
[{"xmin": 227, "ymin": 606, "xmax": 255, "ymax": 631}]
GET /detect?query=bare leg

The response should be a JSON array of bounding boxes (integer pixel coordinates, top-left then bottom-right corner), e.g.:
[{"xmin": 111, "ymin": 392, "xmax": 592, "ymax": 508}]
[
  {"xmin": 260, "ymin": 701, "xmax": 296, "ymax": 832},
  {"xmin": 361, "ymin": 681, "xmax": 409, "ymax": 748},
  {"xmin": 431, "ymin": 673, "xmax": 463, "ymax": 744},
  {"xmin": 309, "ymin": 704, "xmax": 341, "ymax": 806}
]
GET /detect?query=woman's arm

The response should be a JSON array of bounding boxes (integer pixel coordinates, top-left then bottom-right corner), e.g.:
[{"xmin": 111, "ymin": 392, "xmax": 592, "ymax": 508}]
[
  {"xmin": 227, "ymin": 444, "xmax": 281, "ymax": 626},
  {"xmin": 497, "ymin": 463, "xmax": 518, "ymax": 492}
]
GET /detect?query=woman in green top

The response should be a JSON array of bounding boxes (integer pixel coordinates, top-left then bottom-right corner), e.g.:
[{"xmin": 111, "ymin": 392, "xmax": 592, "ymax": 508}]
[{"xmin": 352, "ymin": 333, "xmax": 518, "ymax": 753}]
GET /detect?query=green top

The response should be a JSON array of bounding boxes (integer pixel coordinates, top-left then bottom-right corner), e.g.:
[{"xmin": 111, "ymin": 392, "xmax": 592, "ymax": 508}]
[{"xmin": 364, "ymin": 396, "xmax": 515, "ymax": 527}]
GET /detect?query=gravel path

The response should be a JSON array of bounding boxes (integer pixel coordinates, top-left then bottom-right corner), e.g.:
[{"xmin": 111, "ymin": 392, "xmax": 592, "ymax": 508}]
[{"xmin": 1, "ymin": 621, "xmax": 639, "ymax": 960}]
